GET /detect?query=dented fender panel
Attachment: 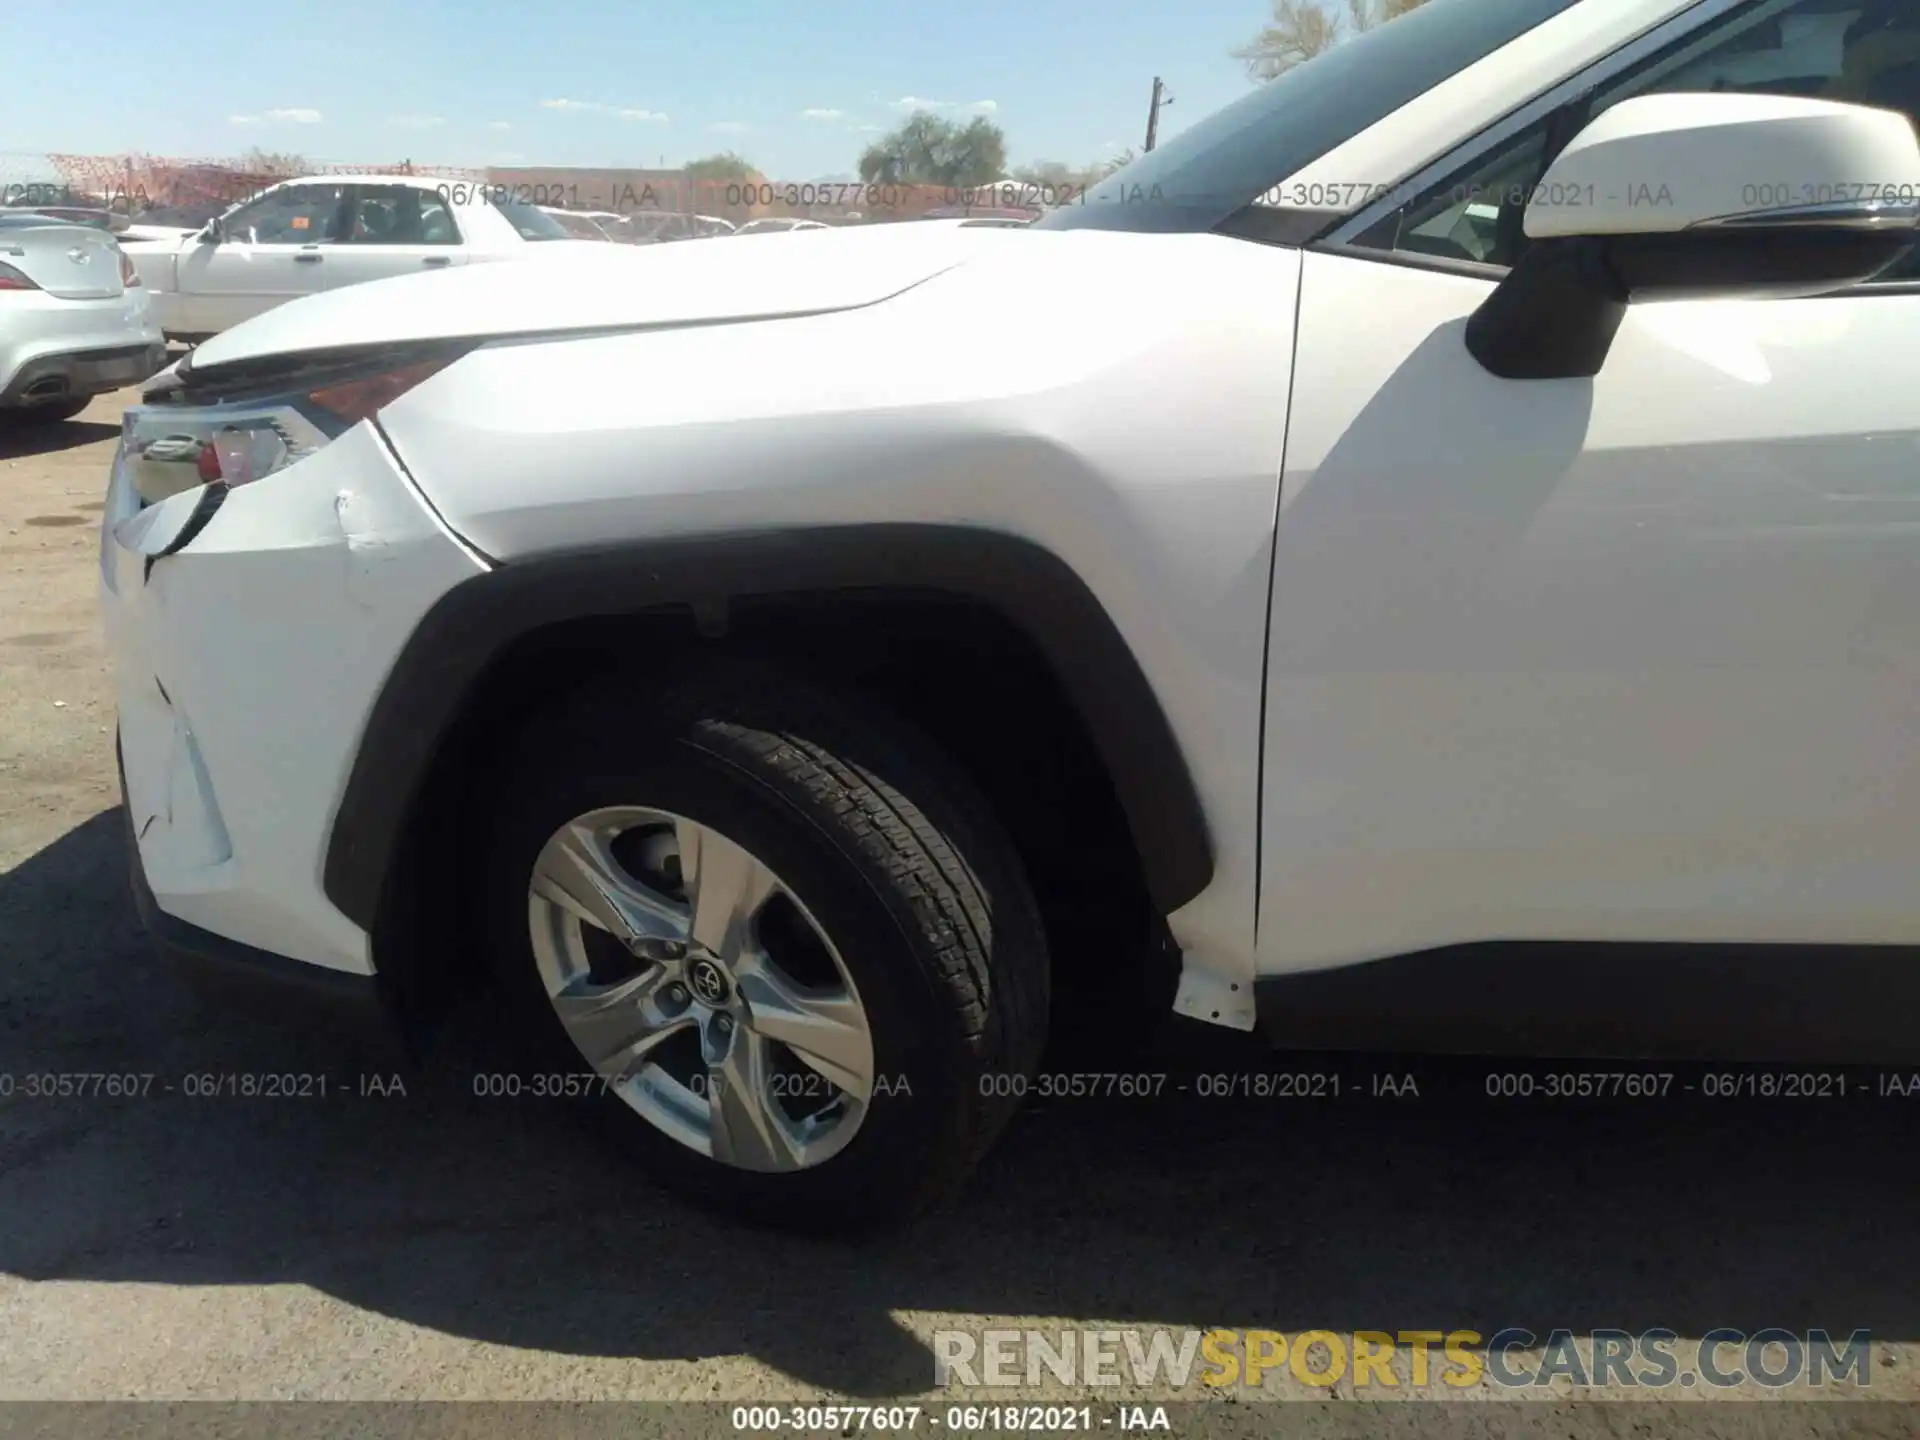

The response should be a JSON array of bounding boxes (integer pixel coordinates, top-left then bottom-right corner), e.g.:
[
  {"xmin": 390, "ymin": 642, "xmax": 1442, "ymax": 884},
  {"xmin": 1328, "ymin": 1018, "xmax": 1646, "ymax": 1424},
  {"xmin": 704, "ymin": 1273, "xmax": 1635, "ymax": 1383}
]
[{"xmin": 100, "ymin": 420, "xmax": 490, "ymax": 974}]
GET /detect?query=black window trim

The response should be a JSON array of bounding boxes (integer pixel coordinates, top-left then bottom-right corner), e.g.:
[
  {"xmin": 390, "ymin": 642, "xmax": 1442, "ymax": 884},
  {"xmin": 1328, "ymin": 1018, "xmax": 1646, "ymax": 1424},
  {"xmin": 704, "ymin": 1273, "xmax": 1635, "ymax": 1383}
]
[{"xmin": 1298, "ymin": 0, "xmax": 1920, "ymax": 295}]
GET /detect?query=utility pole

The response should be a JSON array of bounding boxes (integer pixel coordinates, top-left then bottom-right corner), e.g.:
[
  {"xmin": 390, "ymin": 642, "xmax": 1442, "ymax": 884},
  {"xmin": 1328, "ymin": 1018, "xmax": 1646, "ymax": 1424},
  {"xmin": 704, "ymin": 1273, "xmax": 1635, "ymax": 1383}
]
[{"xmin": 1143, "ymin": 76, "xmax": 1173, "ymax": 152}]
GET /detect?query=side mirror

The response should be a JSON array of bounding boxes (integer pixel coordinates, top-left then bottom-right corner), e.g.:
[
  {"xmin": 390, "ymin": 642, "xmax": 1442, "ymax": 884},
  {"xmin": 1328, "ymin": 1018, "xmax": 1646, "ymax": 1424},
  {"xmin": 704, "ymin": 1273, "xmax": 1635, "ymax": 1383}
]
[{"xmin": 1467, "ymin": 93, "xmax": 1920, "ymax": 380}]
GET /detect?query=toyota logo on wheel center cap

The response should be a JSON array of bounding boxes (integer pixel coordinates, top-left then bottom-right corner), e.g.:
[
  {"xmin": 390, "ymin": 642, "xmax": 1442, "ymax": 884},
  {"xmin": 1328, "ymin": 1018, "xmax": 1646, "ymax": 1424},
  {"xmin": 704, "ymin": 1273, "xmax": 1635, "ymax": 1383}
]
[{"xmin": 688, "ymin": 958, "xmax": 731, "ymax": 1005}]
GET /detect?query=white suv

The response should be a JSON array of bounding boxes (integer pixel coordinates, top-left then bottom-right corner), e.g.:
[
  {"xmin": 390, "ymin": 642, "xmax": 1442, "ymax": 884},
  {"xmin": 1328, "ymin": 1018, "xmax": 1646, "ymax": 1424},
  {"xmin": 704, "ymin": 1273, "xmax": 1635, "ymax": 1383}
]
[{"xmin": 102, "ymin": 0, "xmax": 1920, "ymax": 1231}]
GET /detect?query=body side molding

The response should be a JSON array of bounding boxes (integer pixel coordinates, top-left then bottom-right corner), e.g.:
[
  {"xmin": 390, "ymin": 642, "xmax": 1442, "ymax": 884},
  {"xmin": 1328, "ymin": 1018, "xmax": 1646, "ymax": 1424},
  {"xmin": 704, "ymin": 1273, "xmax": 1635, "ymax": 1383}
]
[{"xmin": 322, "ymin": 524, "xmax": 1215, "ymax": 930}]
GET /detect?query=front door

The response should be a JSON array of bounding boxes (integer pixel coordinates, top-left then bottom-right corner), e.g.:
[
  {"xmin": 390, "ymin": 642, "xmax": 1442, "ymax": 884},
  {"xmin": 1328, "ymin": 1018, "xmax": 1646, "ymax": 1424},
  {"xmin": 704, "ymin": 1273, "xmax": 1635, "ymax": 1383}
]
[
  {"xmin": 1257, "ymin": 0, "xmax": 1920, "ymax": 976},
  {"xmin": 174, "ymin": 180, "xmax": 350, "ymax": 332}
]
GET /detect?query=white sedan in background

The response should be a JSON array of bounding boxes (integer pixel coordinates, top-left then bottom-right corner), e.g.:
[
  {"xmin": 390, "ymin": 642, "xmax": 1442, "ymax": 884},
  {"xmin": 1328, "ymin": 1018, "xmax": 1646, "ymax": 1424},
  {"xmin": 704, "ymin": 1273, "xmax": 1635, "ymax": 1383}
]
[
  {"xmin": 120, "ymin": 175, "xmax": 606, "ymax": 340},
  {"xmin": 537, "ymin": 207, "xmax": 624, "ymax": 241},
  {"xmin": 733, "ymin": 217, "xmax": 830, "ymax": 236}
]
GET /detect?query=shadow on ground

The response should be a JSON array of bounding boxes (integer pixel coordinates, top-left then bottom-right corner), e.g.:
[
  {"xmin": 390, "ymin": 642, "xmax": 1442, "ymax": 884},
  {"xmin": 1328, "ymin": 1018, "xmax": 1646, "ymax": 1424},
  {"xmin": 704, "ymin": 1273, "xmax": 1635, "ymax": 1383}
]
[
  {"xmin": 0, "ymin": 419, "xmax": 120, "ymax": 461},
  {"xmin": 2, "ymin": 809, "xmax": 1916, "ymax": 1394}
]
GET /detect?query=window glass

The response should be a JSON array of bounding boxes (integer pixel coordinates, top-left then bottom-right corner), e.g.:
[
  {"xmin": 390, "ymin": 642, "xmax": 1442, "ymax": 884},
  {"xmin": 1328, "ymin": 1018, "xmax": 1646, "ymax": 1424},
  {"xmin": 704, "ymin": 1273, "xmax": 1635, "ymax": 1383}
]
[
  {"xmin": 541, "ymin": 210, "xmax": 612, "ymax": 241},
  {"xmin": 1035, "ymin": 0, "xmax": 1583, "ymax": 234},
  {"xmin": 1352, "ymin": 0, "xmax": 1920, "ymax": 280},
  {"xmin": 225, "ymin": 184, "xmax": 347, "ymax": 244},
  {"xmin": 490, "ymin": 195, "xmax": 571, "ymax": 240},
  {"xmin": 342, "ymin": 186, "xmax": 462, "ymax": 245}
]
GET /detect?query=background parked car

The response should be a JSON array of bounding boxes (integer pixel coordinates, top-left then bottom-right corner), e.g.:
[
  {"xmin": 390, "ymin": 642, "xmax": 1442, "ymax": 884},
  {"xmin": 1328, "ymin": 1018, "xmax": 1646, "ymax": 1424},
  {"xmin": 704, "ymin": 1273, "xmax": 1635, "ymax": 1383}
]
[
  {"xmin": 0, "ymin": 202, "xmax": 128, "ymax": 234},
  {"xmin": 604, "ymin": 212, "xmax": 737, "ymax": 244},
  {"xmin": 122, "ymin": 174, "xmax": 611, "ymax": 339},
  {"xmin": 919, "ymin": 206, "xmax": 1037, "ymax": 225},
  {"xmin": 0, "ymin": 213, "xmax": 163, "ymax": 424},
  {"xmin": 732, "ymin": 217, "xmax": 830, "ymax": 235},
  {"xmin": 537, "ymin": 208, "xmax": 623, "ymax": 241}
]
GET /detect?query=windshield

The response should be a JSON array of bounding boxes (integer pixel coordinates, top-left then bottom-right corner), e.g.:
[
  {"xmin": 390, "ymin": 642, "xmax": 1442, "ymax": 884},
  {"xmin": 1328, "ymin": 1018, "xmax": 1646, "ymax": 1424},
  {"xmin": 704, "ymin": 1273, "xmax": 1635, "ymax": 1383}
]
[
  {"xmin": 1037, "ymin": 0, "xmax": 1585, "ymax": 234},
  {"xmin": 542, "ymin": 210, "xmax": 613, "ymax": 241},
  {"xmin": 491, "ymin": 195, "xmax": 573, "ymax": 241}
]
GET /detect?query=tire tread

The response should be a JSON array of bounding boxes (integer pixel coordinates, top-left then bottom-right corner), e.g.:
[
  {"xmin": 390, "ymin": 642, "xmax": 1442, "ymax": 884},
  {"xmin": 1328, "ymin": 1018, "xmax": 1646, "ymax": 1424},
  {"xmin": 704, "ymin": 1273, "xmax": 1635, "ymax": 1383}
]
[{"xmin": 491, "ymin": 660, "xmax": 1050, "ymax": 1227}]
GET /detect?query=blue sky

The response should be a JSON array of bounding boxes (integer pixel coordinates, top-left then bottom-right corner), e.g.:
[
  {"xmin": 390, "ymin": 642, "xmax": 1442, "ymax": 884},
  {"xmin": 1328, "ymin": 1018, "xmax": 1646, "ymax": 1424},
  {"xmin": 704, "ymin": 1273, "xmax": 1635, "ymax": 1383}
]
[{"xmin": 0, "ymin": 0, "xmax": 1269, "ymax": 180}]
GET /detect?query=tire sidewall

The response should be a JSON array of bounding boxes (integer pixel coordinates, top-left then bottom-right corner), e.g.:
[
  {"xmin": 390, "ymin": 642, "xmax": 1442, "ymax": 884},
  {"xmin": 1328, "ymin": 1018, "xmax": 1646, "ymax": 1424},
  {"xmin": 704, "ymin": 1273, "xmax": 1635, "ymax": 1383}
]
[{"xmin": 482, "ymin": 719, "xmax": 984, "ymax": 1224}]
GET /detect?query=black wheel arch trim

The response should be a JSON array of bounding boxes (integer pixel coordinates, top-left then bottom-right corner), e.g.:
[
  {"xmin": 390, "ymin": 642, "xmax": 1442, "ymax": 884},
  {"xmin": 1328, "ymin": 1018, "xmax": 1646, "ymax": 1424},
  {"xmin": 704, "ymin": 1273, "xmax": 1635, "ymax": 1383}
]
[{"xmin": 322, "ymin": 524, "xmax": 1216, "ymax": 930}]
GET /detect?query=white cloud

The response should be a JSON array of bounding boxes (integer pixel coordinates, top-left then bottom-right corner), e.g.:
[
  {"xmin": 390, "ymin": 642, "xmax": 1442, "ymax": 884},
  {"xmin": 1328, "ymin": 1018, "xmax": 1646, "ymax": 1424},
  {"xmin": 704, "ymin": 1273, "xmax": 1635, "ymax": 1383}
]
[
  {"xmin": 390, "ymin": 114, "xmax": 446, "ymax": 128},
  {"xmin": 856, "ymin": 124, "xmax": 886, "ymax": 133},
  {"xmin": 487, "ymin": 120, "xmax": 513, "ymax": 131},
  {"xmin": 711, "ymin": 120, "xmax": 752, "ymax": 134},
  {"xmin": 540, "ymin": 99, "xmax": 668, "ymax": 122},
  {"xmin": 891, "ymin": 96, "xmax": 995, "ymax": 116},
  {"xmin": 800, "ymin": 108, "xmax": 845, "ymax": 121},
  {"xmin": 230, "ymin": 107, "xmax": 323, "ymax": 125}
]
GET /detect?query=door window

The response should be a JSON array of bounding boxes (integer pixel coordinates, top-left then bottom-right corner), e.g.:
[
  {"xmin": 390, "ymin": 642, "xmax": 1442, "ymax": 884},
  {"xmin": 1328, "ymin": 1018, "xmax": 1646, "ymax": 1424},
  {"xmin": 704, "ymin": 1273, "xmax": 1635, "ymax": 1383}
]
[
  {"xmin": 341, "ymin": 186, "xmax": 462, "ymax": 245},
  {"xmin": 224, "ymin": 184, "xmax": 349, "ymax": 244},
  {"xmin": 1349, "ymin": 0, "xmax": 1920, "ymax": 280}
]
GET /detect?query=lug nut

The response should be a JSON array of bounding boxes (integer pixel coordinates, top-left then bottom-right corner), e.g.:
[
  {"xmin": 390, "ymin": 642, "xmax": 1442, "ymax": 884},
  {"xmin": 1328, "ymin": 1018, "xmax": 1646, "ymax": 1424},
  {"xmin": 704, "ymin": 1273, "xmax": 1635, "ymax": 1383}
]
[
  {"xmin": 666, "ymin": 984, "xmax": 688, "ymax": 1005},
  {"xmin": 713, "ymin": 1014, "xmax": 733, "ymax": 1035}
]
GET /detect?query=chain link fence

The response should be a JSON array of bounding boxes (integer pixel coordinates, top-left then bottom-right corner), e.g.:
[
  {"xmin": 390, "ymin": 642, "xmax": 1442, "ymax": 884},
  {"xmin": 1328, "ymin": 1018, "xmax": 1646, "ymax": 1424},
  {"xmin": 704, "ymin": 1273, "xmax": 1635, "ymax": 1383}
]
[{"xmin": 1, "ymin": 151, "xmax": 1054, "ymax": 231}]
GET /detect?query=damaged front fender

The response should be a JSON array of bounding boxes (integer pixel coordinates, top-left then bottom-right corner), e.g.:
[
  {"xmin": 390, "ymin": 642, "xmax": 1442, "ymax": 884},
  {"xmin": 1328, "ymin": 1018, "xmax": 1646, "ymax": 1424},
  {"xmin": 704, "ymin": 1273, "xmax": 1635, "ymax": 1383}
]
[{"xmin": 98, "ymin": 413, "xmax": 491, "ymax": 975}]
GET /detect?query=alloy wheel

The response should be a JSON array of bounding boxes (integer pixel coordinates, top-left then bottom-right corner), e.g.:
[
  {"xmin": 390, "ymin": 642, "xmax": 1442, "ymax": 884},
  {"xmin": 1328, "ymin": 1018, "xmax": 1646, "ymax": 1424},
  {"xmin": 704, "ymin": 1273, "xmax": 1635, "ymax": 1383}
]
[{"xmin": 526, "ymin": 805, "xmax": 877, "ymax": 1171}]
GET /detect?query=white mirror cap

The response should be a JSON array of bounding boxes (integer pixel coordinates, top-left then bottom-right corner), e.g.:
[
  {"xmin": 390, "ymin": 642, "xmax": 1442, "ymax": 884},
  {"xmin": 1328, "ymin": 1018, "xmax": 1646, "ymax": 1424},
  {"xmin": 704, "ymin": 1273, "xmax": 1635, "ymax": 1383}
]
[{"xmin": 1524, "ymin": 92, "xmax": 1920, "ymax": 241}]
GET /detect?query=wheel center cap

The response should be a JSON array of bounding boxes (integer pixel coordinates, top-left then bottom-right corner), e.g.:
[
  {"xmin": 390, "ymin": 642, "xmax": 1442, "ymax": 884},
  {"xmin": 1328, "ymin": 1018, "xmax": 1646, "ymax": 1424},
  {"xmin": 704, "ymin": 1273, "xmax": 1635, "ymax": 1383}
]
[{"xmin": 687, "ymin": 957, "xmax": 732, "ymax": 1005}]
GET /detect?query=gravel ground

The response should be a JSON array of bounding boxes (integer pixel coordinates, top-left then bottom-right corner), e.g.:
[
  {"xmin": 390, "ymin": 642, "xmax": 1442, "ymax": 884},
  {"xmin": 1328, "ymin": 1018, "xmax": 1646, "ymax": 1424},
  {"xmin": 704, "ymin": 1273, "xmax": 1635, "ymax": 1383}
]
[{"xmin": 1, "ymin": 391, "xmax": 1917, "ymax": 1434}]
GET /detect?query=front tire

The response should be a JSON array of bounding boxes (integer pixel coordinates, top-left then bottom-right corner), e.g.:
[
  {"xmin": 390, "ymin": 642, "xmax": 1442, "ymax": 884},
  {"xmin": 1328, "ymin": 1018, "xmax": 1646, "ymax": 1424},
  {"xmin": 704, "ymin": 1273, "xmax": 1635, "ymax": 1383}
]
[{"xmin": 480, "ymin": 664, "xmax": 1050, "ymax": 1232}]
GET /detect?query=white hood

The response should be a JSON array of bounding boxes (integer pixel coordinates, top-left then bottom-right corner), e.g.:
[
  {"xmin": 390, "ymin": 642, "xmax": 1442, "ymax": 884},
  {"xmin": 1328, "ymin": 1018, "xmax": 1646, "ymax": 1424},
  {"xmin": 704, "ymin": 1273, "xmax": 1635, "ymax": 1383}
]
[{"xmin": 184, "ymin": 221, "xmax": 1028, "ymax": 371}]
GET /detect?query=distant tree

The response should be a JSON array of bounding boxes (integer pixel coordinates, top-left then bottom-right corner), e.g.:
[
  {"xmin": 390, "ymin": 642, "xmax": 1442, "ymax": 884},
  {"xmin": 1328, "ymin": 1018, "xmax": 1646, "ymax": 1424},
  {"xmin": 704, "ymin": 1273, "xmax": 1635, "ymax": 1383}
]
[
  {"xmin": 1011, "ymin": 149, "xmax": 1136, "ymax": 194},
  {"xmin": 1232, "ymin": 0, "xmax": 1428, "ymax": 82},
  {"xmin": 683, "ymin": 152, "xmax": 759, "ymax": 182},
  {"xmin": 239, "ymin": 147, "xmax": 310, "ymax": 176},
  {"xmin": 1011, "ymin": 160, "xmax": 1079, "ymax": 189},
  {"xmin": 858, "ymin": 112, "xmax": 1008, "ymax": 186}
]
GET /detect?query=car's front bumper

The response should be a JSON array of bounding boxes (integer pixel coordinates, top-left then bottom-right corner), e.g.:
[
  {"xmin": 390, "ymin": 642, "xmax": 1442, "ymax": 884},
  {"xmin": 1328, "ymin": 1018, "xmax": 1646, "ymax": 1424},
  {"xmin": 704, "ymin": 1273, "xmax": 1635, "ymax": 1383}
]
[
  {"xmin": 100, "ymin": 409, "xmax": 490, "ymax": 981},
  {"xmin": 118, "ymin": 740, "xmax": 397, "ymax": 1041}
]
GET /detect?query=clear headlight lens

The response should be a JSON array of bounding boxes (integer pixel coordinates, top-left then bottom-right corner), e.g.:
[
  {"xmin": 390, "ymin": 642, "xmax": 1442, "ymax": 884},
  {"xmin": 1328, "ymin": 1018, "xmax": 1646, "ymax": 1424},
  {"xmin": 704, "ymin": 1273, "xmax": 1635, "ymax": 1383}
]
[
  {"xmin": 122, "ymin": 403, "xmax": 329, "ymax": 504},
  {"xmin": 122, "ymin": 350, "xmax": 461, "ymax": 505}
]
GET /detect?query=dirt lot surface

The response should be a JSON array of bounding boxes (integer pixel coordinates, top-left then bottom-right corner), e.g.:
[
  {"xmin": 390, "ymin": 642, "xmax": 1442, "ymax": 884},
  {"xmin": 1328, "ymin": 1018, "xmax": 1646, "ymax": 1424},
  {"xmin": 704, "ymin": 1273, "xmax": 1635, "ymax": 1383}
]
[{"xmin": 1, "ymin": 391, "xmax": 1918, "ymax": 1435}]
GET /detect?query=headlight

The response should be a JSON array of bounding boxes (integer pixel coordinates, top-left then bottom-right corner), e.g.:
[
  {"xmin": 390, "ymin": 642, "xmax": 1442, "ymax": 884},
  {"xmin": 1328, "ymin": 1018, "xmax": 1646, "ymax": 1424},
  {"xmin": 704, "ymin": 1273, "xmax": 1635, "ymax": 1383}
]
[
  {"xmin": 124, "ymin": 344, "xmax": 467, "ymax": 504},
  {"xmin": 123, "ymin": 401, "xmax": 330, "ymax": 503}
]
